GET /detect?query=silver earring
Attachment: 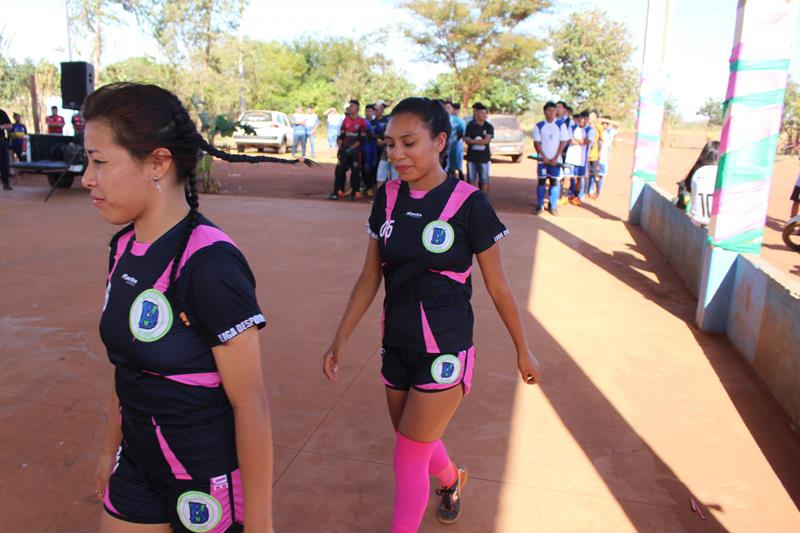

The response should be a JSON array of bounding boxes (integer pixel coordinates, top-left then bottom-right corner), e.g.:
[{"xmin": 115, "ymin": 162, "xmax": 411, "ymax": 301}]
[{"xmin": 153, "ymin": 176, "xmax": 162, "ymax": 192}]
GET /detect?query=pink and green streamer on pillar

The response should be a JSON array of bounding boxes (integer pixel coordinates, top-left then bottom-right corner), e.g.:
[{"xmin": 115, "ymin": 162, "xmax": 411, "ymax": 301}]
[
  {"xmin": 708, "ymin": 0, "xmax": 799, "ymax": 254},
  {"xmin": 631, "ymin": 74, "xmax": 666, "ymax": 183}
]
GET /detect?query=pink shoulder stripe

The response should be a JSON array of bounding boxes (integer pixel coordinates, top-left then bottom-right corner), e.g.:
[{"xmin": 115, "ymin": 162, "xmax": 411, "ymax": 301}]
[
  {"xmin": 384, "ymin": 180, "xmax": 401, "ymax": 244},
  {"xmin": 108, "ymin": 230, "xmax": 135, "ymax": 282},
  {"xmin": 153, "ymin": 225, "xmax": 237, "ymax": 293},
  {"xmin": 439, "ymin": 180, "xmax": 478, "ymax": 221}
]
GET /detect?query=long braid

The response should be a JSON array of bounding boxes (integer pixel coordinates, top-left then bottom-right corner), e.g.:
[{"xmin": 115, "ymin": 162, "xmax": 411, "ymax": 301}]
[
  {"xmin": 201, "ymin": 140, "xmax": 316, "ymax": 167},
  {"xmin": 168, "ymin": 171, "xmax": 199, "ymax": 287}
]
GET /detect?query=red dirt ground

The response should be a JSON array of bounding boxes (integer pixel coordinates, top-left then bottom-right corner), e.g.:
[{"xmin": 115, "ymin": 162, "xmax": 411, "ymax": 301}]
[{"xmin": 2, "ymin": 134, "xmax": 800, "ymax": 532}]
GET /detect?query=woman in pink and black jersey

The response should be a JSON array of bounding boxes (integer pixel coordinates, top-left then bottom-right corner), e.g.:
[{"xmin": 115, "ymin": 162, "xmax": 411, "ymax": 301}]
[
  {"xmin": 84, "ymin": 83, "xmax": 309, "ymax": 533},
  {"xmin": 322, "ymin": 97, "xmax": 541, "ymax": 532}
]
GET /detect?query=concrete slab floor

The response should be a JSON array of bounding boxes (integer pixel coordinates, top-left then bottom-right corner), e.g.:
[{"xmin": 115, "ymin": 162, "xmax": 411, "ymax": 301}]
[{"xmin": 0, "ymin": 182, "xmax": 799, "ymax": 532}]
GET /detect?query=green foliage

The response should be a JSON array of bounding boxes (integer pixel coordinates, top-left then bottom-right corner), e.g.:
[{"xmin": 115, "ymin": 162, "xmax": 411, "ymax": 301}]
[
  {"xmin": 0, "ymin": 56, "xmax": 60, "ymax": 132},
  {"xmin": 783, "ymin": 78, "xmax": 800, "ymax": 129},
  {"xmin": 548, "ymin": 8, "xmax": 637, "ymax": 119},
  {"xmin": 100, "ymin": 56, "xmax": 170, "ymax": 85},
  {"xmin": 401, "ymin": 0, "xmax": 548, "ymax": 110},
  {"xmin": 697, "ymin": 97, "xmax": 724, "ymax": 126},
  {"xmin": 423, "ymin": 73, "xmax": 534, "ymax": 114}
]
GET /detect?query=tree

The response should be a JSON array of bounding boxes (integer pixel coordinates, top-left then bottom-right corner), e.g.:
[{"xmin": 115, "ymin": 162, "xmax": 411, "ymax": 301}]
[
  {"xmin": 401, "ymin": 0, "xmax": 549, "ymax": 110},
  {"xmin": 697, "ymin": 97, "xmax": 723, "ymax": 126},
  {"xmin": 67, "ymin": 0, "xmax": 125, "ymax": 69},
  {"xmin": 782, "ymin": 78, "xmax": 800, "ymax": 149},
  {"xmin": 423, "ymin": 72, "xmax": 534, "ymax": 114},
  {"xmin": 548, "ymin": 8, "xmax": 637, "ymax": 119}
]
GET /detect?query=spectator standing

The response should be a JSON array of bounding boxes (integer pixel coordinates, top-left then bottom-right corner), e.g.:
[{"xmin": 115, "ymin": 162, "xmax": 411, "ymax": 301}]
[
  {"xmin": 0, "ymin": 108, "xmax": 12, "ymax": 190},
  {"xmin": 464, "ymin": 102, "xmax": 493, "ymax": 193},
  {"xmin": 46, "ymin": 106, "xmax": 65, "ymax": 134},
  {"xmin": 363, "ymin": 104, "xmax": 380, "ymax": 195},
  {"xmin": 586, "ymin": 110, "xmax": 605, "ymax": 199},
  {"xmin": 72, "ymin": 111, "xmax": 86, "ymax": 135},
  {"xmin": 325, "ymin": 107, "xmax": 345, "ymax": 149},
  {"xmin": 10, "ymin": 113, "xmax": 27, "ymax": 162},
  {"xmin": 292, "ymin": 106, "xmax": 308, "ymax": 157},
  {"xmin": 330, "ymin": 99, "xmax": 369, "ymax": 200},
  {"xmin": 445, "ymin": 101, "xmax": 466, "ymax": 180},
  {"xmin": 305, "ymin": 106, "xmax": 319, "ymax": 158},
  {"xmin": 532, "ymin": 101, "xmax": 569, "ymax": 215}
]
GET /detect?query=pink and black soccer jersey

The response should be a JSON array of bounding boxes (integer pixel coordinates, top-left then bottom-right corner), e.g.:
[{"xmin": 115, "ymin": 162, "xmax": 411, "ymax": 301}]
[
  {"xmin": 99, "ymin": 214, "xmax": 265, "ymax": 479},
  {"xmin": 368, "ymin": 177, "xmax": 508, "ymax": 353}
]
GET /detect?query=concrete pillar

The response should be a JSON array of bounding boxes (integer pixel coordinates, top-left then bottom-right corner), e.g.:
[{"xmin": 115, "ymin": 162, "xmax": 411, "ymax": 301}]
[
  {"xmin": 697, "ymin": 0, "xmax": 799, "ymax": 331},
  {"xmin": 629, "ymin": 0, "xmax": 671, "ymax": 224}
]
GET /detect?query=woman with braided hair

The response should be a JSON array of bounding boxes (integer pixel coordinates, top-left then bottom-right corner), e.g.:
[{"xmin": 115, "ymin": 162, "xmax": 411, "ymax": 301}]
[{"xmin": 83, "ymin": 83, "xmax": 305, "ymax": 533}]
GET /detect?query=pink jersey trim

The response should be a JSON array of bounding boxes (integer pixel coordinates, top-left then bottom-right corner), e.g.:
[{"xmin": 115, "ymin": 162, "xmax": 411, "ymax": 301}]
[
  {"xmin": 108, "ymin": 230, "xmax": 135, "ymax": 282},
  {"xmin": 152, "ymin": 417, "xmax": 192, "ymax": 480},
  {"xmin": 463, "ymin": 346, "xmax": 476, "ymax": 395},
  {"xmin": 103, "ymin": 484, "xmax": 125, "ymax": 517},
  {"xmin": 438, "ymin": 180, "xmax": 478, "ymax": 221},
  {"xmin": 384, "ymin": 180, "xmax": 401, "ymax": 245},
  {"xmin": 153, "ymin": 225, "xmax": 237, "ymax": 293},
  {"xmin": 409, "ymin": 189, "xmax": 428, "ymax": 199},
  {"xmin": 429, "ymin": 266, "xmax": 472, "ymax": 284},
  {"xmin": 163, "ymin": 372, "xmax": 221, "ymax": 388},
  {"xmin": 231, "ymin": 468, "xmax": 245, "ymax": 524},
  {"xmin": 419, "ymin": 303, "xmax": 441, "ymax": 354},
  {"xmin": 209, "ymin": 474, "xmax": 234, "ymax": 532},
  {"xmin": 130, "ymin": 240, "xmax": 151, "ymax": 256}
]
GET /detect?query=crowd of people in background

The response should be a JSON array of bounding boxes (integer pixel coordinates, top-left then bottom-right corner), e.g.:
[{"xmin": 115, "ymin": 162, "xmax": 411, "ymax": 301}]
[{"xmin": 531, "ymin": 100, "xmax": 618, "ymax": 216}]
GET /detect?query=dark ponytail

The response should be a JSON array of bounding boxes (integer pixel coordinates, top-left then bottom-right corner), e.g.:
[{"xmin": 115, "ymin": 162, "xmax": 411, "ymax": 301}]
[
  {"xmin": 390, "ymin": 97, "xmax": 452, "ymax": 166},
  {"xmin": 83, "ymin": 82, "xmax": 314, "ymax": 288}
]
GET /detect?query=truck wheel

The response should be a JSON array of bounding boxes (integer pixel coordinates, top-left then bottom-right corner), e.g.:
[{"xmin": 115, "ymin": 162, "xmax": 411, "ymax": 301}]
[
  {"xmin": 257, "ymin": 147, "xmax": 265, "ymax": 153},
  {"xmin": 48, "ymin": 174, "xmax": 75, "ymax": 188},
  {"xmin": 278, "ymin": 138, "xmax": 287, "ymax": 154},
  {"xmin": 511, "ymin": 154, "xmax": 522, "ymax": 163},
  {"xmin": 236, "ymin": 144, "xmax": 245, "ymax": 153}
]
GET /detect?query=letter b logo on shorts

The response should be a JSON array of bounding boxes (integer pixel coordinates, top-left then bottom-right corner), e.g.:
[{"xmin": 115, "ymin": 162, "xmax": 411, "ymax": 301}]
[
  {"xmin": 177, "ymin": 491, "xmax": 222, "ymax": 532},
  {"xmin": 189, "ymin": 502, "xmax": 209, "ymax": 525},
  {"xmin": 422, "ymin": 221, "xmax": 454, "ymax": 253},
  {"xmin": 431, "ymin": 354, "xmax": 462, "ymax": 385}
]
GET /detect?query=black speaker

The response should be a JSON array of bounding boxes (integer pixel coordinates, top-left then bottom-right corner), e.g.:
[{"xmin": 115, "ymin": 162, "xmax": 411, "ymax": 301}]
[{"xmin": 60, "ymin": 62, "xmax": 95, "ymax": 110}]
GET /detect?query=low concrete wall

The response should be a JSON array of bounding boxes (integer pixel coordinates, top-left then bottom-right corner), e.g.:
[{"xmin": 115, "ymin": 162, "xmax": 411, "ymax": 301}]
[
  {"xmin": 639, "ymin": 183, "xmax": 706, "ymax": 297},
  {"xmin": 638, "ymin": 182, "xmax": 800, "ymax": 425},
  {"xmin": 729, "ymin": 256, "xmax": 800, "ymax": 424}
]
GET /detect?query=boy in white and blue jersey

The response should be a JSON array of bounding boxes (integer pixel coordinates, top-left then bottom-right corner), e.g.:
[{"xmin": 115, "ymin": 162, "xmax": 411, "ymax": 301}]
[
  {"xmin": 564, "ymin": 112, "xmax": 587, "ymax": 202},
  {"xmin": 532, "ymin": 101, "xmax": 570, "ymax": 215}
]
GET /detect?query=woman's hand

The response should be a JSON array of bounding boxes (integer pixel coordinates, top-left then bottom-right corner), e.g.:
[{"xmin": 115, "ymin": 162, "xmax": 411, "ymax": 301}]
[
  {"xmin": 322, "ymin": 342, "xmax": 342, "ymax": 382},
  {"xmin": 517, "ymin": 350, "xmax": 541, "ymax": 385},
  {"xmin": 95, "ymin": 451, "xmax": 116, "ymax": 502}
]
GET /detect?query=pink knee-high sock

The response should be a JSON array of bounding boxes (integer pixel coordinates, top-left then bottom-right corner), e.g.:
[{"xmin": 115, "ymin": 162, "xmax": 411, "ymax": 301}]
[
  {"xmin": 429, "ymin": 440, "xmax": 457, "ymax": 488},
  {"xmin": 392, "ymin": 433, "xmax": 437, "ymax": 533}
]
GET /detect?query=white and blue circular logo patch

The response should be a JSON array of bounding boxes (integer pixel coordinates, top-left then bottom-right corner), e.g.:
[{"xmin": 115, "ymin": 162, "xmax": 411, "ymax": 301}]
[
  {"xmin": 422, "ymin": 220, "xmax": 455, "ymax": 254},
  {"xmin": 129, "ymin": 288, "xmax": 173, "ymax": 343},
  {"xmin": 177, "ymin": 491, "xmax": 223, "ymax": 532},
  {"xmin": 431, "ymin": 354, "xmax": 462, "ymax": 385}
]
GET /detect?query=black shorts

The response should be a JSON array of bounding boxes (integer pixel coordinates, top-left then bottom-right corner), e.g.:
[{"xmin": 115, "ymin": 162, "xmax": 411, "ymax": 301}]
[
  {"xmin": 380, "ymin": 345, "xmax": 476, "ymax": 395},
  {"xmin": 104, "ymin": 449, "xmax": 244, "ymax": 532},
  {"xmin": 791, "ymin": 185, "xmax": 800, "ymax": 202}
]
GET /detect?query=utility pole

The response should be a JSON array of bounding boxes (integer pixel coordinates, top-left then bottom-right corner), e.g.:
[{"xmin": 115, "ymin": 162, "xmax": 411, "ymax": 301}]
[
  {"xmin": 65, "ymin": 0, "xmax": 73, "ymax": 61},
  {"xmin": 629, "ymin": 0, "xmax": 671, "ymax": 223}
]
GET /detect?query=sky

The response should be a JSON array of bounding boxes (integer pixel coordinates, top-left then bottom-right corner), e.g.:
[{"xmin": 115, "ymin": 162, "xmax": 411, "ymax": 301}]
[{"xmin": 4, "ymin": 0, "xmax": 800, "ymax": 120}]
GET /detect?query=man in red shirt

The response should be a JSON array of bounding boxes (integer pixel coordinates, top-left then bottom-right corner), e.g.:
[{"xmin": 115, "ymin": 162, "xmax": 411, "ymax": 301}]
[
  {"xmin": 329, "ymin": 99, "xmax": 369, "ymax": 200},
  {"xmin": 71, "ymin": 112, "xmax": 85, "ymax": 134},
  {"xmin": 46, "ymin": 106, "xmax": 65, "ymax": 134}
]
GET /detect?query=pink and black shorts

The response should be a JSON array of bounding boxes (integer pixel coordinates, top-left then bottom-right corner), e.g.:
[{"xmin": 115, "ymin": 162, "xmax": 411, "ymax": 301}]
[
  {"xmin": 104, "ymin": 449, "xmax": 244, "ymax": 532},
  {"xmin": 380, "ymin": 345, "xmax": 476, "ymax": 395}
]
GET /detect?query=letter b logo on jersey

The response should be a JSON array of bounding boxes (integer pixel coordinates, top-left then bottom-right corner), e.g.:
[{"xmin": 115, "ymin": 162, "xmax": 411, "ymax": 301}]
[
  {"xmin": 138, "ymin": 300, "xmax": 159, "ymax": 330},
  {"xmin": 422, "ymin": 220, "xmax": 454, "ymax": 253},
  {"xmin": 129, "ymin": 289, "xmax": 173, "ymax": 343}
]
